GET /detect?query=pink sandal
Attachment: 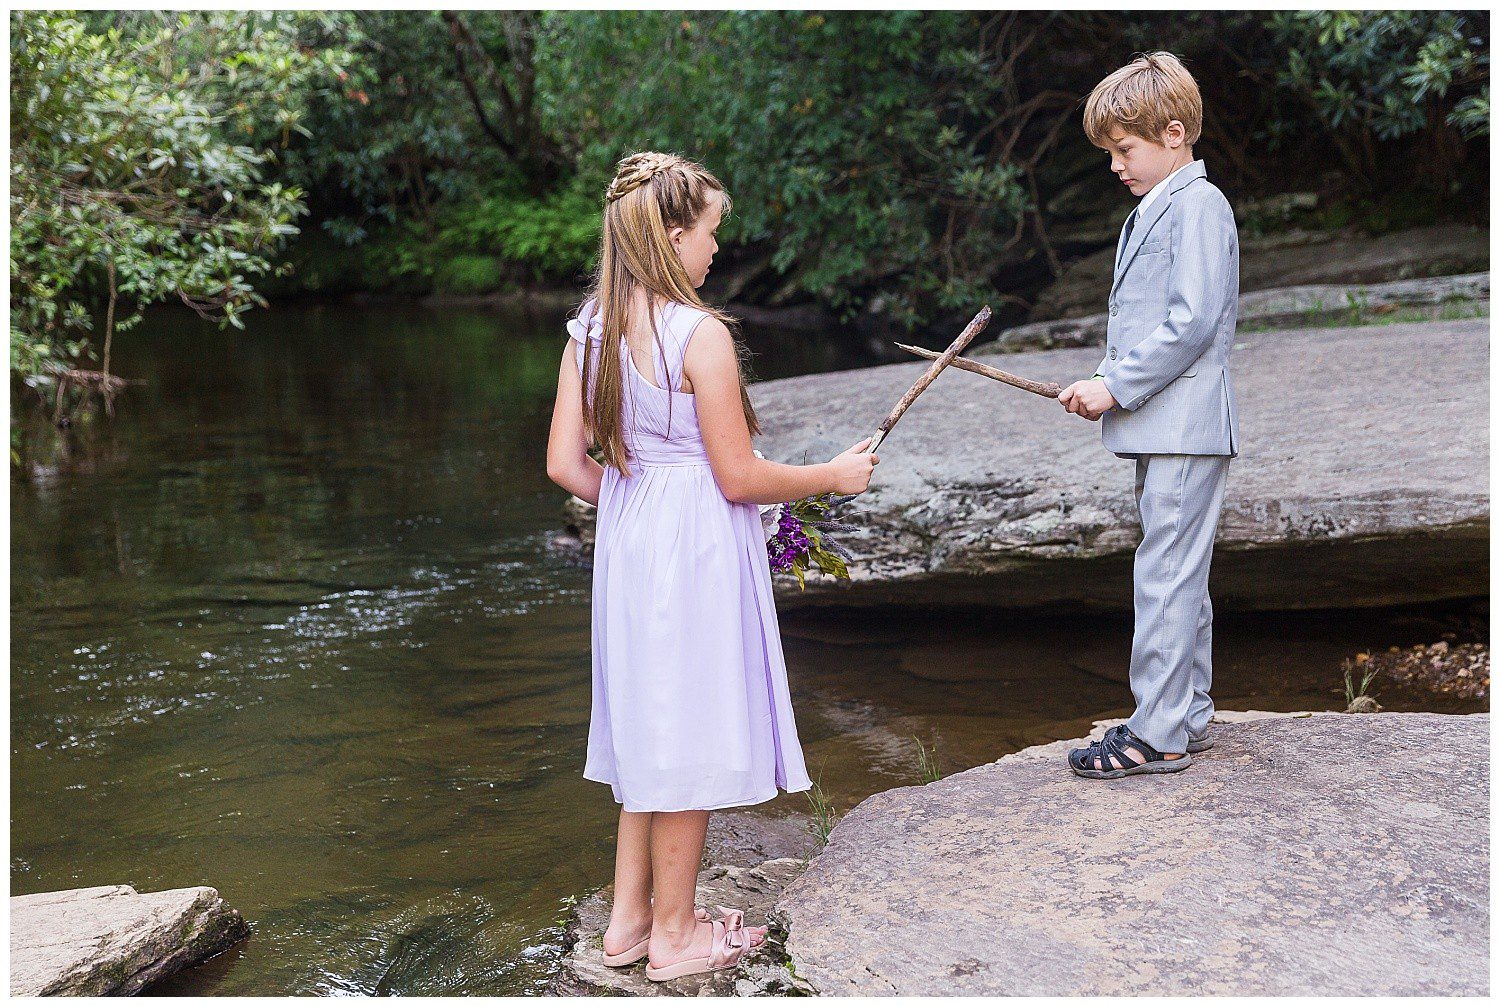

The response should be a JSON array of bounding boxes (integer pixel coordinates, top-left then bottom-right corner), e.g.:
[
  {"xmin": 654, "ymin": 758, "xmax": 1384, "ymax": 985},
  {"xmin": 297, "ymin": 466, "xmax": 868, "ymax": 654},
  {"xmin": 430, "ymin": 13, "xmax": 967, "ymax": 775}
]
[
  {"xmin": 600, "ymin": 906, "xmax": 762, "ymax": 966},
  {"xmin": 644, "ymin": 904, "xmax": 757, "ymax": 982}
]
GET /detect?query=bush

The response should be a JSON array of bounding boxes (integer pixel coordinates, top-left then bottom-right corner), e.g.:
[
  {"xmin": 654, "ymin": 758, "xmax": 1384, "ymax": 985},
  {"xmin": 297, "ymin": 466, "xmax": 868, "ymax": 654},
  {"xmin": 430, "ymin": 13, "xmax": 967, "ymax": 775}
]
[
  {"xmin": 440, "ymin": 181, "xmax": 602, "ymax": 282},
  {"xmin": 433, "ymin": 255, "xmax": 511, "ymax": 295}
]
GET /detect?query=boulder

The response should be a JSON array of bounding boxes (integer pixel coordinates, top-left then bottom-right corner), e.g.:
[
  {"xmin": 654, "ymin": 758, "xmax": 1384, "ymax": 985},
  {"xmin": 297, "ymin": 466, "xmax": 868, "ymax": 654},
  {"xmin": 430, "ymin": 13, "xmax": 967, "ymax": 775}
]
[
  {"xmin": 775, "ymin": 711, "xmax": 1489, "ymax": 996},
  {"xmin": 749, "ymin": 316, "xmax": 1488, "ymax": 611},
  {"xmin": 9, "ymin": 884, "xmax": 248, "ymax": 996}
]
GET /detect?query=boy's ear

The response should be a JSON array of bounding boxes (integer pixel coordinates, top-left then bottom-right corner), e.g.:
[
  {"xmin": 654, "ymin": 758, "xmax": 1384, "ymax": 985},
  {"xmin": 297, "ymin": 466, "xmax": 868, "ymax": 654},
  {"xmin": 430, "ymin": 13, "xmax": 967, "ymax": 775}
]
[{"xmin": 1164, "ymin": 120, "xmax": 1186, "ymax": 148}]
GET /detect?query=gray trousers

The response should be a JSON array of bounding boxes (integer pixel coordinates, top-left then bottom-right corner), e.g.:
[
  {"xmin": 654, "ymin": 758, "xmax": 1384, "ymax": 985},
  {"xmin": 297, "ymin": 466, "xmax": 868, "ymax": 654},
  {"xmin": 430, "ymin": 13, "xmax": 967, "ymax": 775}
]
[{"xmin": 1123, "ymin": 453, "xmax": 1231, "ymax": 753}]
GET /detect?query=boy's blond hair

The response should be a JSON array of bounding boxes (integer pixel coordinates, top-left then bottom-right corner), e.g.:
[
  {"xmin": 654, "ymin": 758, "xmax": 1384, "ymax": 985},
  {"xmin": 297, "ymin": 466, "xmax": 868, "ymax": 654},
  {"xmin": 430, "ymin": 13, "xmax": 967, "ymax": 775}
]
[{"xmin": 1083, "ymin": 51, "xmax": 1202, "ymax": 147}]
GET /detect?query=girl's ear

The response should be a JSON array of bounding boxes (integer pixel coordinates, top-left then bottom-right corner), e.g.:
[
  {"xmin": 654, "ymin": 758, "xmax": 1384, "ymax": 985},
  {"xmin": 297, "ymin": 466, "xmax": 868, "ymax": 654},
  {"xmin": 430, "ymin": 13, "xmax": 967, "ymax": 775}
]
[{"xmin": 668, "ymin": 225, "xmax": 685, "ymax": 247}]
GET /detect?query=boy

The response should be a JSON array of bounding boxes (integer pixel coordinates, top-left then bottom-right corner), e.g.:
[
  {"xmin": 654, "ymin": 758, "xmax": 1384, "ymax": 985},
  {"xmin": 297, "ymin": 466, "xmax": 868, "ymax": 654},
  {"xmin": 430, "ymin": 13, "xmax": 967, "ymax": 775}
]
[{"xmin": 1057, "ymin": 52, "xmax": 1239, "ymax": 779}]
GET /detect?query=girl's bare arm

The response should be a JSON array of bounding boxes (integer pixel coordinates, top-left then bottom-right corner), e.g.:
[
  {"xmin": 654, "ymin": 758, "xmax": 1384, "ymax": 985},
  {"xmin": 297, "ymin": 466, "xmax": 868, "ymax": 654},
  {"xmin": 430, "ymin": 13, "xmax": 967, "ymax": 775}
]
[
  {"xmin": 545, "ymin": 341, "xmax": 605, "ymax": 505},
  {"xmin": 686, "ymin": 318, "xmax": 876, "ymax": 505}
]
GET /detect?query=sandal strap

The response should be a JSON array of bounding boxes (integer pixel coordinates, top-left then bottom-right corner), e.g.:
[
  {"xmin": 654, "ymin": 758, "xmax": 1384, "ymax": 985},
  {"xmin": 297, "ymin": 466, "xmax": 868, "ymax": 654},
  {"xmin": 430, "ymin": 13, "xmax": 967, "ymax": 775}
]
[
  {"xmin": 1101, "ymin": 729, "xmax": 1146, "ymax": 769},
  {"xmin": 706, "ymin": 908, "xmax": 747, "ymax": 968},
  {"xmin": 1120, "ymin": 725, "xmax": 1165, "ymax": 759}
]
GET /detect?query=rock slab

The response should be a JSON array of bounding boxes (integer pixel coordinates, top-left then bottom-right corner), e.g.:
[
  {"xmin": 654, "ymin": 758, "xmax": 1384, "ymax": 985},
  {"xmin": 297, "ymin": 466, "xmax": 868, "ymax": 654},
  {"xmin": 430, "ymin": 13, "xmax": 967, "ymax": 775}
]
[
  {"xmin": 9, "ymin": 884, "xmax": 249, "ymax": 996},
  {"xmin": 1032, "ymin": 222, "xmax": 1489, "ymax": 320},
  {"xmin": 776, "ymin": 712, "xmax": 1489, "ymax": 996},
  {"xmin": 750, "ymin": 317, "xmax": 1488, "ymax": 610}
]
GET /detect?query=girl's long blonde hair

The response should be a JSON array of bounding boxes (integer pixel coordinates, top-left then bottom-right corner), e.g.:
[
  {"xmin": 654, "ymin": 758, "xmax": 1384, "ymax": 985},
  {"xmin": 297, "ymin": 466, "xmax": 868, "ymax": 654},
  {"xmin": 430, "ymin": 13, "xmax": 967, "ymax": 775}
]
[{"xmin": 578, "ymin": 151, "xmax": 759, "ymax": 476}]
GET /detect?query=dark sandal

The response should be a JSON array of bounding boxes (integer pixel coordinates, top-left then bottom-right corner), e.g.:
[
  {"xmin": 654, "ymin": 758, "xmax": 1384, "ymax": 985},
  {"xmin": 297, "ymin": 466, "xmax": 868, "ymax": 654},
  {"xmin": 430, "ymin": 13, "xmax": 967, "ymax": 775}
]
[{"xmin": 1068, "ymin": 724, "xmax": 1192, "ymax": 779}]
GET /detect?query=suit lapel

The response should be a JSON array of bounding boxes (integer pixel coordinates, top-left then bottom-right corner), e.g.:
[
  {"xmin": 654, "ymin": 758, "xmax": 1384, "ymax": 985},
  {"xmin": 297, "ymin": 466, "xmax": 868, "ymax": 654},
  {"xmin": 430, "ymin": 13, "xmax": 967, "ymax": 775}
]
[{"xmin": 1110, "ymin": 159, "xmax": 1207, "ymax": 297}]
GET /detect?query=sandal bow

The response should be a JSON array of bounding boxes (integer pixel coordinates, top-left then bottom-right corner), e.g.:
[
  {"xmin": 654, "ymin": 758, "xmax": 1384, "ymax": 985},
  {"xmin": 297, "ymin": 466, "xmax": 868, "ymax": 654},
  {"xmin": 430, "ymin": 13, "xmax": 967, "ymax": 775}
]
[{"xmin": 707, "ymin": 905, "xmax": 748, "ymax": 968}]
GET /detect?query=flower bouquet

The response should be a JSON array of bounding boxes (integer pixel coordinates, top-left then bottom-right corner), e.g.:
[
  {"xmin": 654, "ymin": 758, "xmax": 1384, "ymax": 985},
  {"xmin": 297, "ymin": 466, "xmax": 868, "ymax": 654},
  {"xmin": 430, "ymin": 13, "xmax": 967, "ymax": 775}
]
[{"xmin": 760, "ymin": 494, "xmax": 858, "ymax": 589}]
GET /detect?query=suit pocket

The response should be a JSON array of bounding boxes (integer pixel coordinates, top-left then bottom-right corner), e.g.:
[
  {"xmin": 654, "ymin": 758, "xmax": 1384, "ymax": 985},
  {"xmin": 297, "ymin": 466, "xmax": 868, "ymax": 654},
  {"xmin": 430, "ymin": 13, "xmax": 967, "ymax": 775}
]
[{"xmin": 1137, "ymin": 238, "xmax": 1167, "ymax": 256}]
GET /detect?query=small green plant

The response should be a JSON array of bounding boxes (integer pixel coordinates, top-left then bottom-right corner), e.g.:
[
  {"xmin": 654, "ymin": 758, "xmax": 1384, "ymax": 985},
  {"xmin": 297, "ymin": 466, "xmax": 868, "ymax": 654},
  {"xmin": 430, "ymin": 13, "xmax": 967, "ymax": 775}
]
[
  {"xmin": 912, "ymin": 735, "xmax": 942, "ymax": 783},
  {"xmin": 1343, "ymin": 653, "xmax": 1381, "ymax": 712},
  {"xmin": 553, "ymin": 893, "xmax": 580, "ymax": 930},
  {"xmin": 1344, "ymin": 290, "xmax": 1370, "ymax": 326},
  {"xmin": 804, "ymin": 775, "xmax": 838, "ymax": 845}
]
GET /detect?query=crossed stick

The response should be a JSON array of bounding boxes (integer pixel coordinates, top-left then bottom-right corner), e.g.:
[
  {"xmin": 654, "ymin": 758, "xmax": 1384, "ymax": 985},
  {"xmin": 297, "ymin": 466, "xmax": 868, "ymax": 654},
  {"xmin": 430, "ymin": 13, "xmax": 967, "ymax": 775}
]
[
  {"xmin": 866, "ymin": 306, "xmax": 991, "ymax": 453},
  {"xmin": 866, "ymin": 306, "xmax": 1068, "ymax": 452},
  {"xmin": 894, "ymin": 343, "xmax": 1063, "ymax": 399}
]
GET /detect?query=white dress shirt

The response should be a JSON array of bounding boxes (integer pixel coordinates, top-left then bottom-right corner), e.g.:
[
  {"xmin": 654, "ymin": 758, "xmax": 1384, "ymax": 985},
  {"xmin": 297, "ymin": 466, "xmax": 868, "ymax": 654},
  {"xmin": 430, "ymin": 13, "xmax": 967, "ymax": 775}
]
[{"xmin": 1136, "ymin": 159, "xmax": 1195, "ymax": 217}]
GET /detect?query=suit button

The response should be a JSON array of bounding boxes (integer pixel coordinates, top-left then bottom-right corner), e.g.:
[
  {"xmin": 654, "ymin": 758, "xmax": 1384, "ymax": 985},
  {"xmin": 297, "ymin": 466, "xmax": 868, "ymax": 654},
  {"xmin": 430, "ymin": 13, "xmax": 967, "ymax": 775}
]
[
  {"xmin": 1109, "ymin": 347, "xmax": 1118, "ymax": 359},
  {"xmin": 1109, "ymin": 304, "xmax": 1119, "ymax": 316}
]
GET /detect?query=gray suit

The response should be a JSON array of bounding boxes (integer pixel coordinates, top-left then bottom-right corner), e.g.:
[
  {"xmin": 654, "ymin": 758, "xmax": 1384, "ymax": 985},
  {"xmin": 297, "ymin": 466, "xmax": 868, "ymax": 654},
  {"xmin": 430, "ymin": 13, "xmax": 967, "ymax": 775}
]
[{"xmin": 1097, "ymin": 159, "xmax": 1239, "ymax": 754}]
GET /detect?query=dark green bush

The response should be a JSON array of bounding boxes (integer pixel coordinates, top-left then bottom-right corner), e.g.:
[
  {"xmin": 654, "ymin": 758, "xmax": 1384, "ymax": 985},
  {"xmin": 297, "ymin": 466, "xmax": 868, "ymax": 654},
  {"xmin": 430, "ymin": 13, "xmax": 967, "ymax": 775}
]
[{"xmin": 440, "ymin": 180, "xmax": 601, "ymax": 283}]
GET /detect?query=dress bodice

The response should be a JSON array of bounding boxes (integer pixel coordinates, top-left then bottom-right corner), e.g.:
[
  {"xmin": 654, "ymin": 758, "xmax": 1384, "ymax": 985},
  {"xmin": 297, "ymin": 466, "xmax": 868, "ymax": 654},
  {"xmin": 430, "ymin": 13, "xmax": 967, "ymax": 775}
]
[{"xmin": 569, "ymin": 299, "xmax": 712, "ymax": 467}]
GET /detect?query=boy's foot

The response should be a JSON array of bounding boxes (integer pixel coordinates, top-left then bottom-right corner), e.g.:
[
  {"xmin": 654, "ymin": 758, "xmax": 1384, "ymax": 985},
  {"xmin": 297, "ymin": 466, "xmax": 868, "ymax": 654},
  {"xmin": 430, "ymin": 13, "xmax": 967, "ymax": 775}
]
[{"xmin": 1068, "ymin": 724, "xmax": 1192, "ymax": 779}]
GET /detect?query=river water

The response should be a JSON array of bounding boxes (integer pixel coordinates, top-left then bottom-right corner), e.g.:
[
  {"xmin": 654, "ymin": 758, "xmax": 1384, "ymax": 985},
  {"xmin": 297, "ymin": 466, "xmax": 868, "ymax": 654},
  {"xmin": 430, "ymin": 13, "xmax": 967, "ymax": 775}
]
[{"xmin": 10, "ymin": 303, "xmax": 1483, "ymax": 994}]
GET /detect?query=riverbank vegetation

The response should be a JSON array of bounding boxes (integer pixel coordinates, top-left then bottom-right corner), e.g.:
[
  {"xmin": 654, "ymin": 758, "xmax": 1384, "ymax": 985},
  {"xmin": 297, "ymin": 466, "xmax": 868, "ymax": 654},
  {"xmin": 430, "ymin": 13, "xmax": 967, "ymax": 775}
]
[{"xmin": 10, "ymin": 10, "xmax": 1490, "ymax": 436}]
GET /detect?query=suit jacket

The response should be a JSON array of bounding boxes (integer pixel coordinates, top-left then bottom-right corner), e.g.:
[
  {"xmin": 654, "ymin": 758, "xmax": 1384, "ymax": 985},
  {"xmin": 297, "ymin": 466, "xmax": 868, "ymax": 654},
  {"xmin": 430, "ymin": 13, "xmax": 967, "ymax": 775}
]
[{"xmin": 1098, "ymin": 159, "xmax": 1240, "ymax": 457}]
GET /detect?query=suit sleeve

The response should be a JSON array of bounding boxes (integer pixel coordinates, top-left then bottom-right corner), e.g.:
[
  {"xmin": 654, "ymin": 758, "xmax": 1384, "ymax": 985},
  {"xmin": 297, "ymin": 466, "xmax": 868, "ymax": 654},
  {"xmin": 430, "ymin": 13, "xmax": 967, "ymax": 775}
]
[{"xmin": 1101, "ymin": 193, "xmax": 1234, "ymax": 411}]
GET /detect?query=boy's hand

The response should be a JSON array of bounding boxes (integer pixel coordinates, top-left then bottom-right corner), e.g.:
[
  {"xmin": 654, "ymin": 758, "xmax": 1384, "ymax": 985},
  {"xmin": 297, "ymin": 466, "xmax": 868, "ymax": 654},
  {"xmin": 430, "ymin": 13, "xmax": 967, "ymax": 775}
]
[{"xmin": 1058, "ymin": 379, "xmax": 1117, "ymax": 421}]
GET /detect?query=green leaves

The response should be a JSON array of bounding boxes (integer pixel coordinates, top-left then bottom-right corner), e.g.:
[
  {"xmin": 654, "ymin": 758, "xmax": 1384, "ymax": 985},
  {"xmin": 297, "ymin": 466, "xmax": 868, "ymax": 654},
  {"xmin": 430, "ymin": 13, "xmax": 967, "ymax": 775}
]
[
  {"xmin": 10, "ymin": 11, "xmax": 342, "ymax": 383},
  {"xmin": 1268, "ymin": 11, "xmax": 1489, "ymax": 155},
  {"xmin": 540, "ymin": 10, "xmax": 1029, "ymax": 325}
]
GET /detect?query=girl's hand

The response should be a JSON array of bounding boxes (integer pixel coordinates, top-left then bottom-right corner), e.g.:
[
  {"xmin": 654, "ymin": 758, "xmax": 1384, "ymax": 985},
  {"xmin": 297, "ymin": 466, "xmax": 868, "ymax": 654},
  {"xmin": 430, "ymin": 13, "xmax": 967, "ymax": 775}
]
[{"xmin": 827, "ymin": 437, "xmax": 879, "ymax": 494}]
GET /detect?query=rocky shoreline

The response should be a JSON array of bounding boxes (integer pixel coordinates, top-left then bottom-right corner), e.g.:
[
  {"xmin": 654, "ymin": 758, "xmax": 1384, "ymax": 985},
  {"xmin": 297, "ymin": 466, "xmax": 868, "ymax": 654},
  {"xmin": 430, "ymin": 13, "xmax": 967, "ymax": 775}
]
[
  {"xmin": 550, "ymin": 811, "xmax": 823, "ymax": 996},
  {"xmin": 1353, "ymin": 640, "xmax": 1489, "ymax": 701}
]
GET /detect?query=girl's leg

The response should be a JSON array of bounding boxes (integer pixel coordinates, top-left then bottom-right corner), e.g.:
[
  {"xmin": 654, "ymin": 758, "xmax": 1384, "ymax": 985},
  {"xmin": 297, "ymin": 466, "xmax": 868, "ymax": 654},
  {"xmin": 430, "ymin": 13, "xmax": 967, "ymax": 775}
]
[
  {"xmin": 643, "ymin": 811, "xmax": 769, "ymax": 968},
  {"xmin": 601, "ymin": 809, "xmax": 654, "ymax": 956},
  {"xmin": 646, "ymin": 810, "xmax": 713, "ymax": 966}
]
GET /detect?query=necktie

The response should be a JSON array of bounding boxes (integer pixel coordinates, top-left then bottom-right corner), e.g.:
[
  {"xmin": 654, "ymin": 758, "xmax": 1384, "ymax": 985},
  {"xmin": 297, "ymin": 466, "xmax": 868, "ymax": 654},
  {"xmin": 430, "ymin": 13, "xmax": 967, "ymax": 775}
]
[{"xmin": 1118, "ymin": 208, "xmax": 1138, "ymax": 267}]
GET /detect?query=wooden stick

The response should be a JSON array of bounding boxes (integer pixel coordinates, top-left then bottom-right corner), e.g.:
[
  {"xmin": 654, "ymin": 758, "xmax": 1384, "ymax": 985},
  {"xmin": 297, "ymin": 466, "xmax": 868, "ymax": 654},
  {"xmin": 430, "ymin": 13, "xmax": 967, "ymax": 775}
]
[
  {"xmin": 868, "ymin": 306, "xmax": 991, "ymax": 453},
  {"xmin": 895, "ymin": 343, "xmax": 1063, "ymax": 398}
]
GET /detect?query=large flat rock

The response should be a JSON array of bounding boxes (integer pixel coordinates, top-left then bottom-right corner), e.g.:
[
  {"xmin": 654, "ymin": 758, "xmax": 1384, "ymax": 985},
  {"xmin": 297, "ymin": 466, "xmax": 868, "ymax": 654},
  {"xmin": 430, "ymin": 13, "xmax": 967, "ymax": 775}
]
[
  {"xmin": 981, "ymin": 273, "xmax": 1488, "ymax": 353},
  {"xmin": 9, "ymin": 884, "xmax": 248, "ymax": 995},
  {"xmin": 775, "ymin": 712, "xmax": 1489, "ymax": 996},
  {"xmin": 750, "ymin": 317, "xmax": 1488, "ymax": 610}
]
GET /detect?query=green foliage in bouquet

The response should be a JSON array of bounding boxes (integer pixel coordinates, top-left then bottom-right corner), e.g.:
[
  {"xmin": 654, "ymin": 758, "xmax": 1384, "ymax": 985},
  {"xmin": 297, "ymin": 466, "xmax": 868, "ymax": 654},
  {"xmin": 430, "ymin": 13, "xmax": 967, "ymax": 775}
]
[{"xmin": 767, "ymin": 493, "xmax": 856, "ymax": 590}]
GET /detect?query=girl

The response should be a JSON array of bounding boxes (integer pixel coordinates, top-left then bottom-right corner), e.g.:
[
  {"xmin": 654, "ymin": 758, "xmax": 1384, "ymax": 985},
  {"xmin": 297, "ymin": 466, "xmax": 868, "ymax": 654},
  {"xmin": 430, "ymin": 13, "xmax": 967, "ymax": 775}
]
[{"xmin": 546, "ymin": 152, "xmax": 877, "ymax": 982}]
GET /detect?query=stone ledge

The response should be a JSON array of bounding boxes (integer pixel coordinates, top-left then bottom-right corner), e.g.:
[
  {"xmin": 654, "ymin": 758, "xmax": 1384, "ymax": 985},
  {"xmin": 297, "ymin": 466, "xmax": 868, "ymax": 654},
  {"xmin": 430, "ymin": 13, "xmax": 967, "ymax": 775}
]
[{"xmin": 776, "ymin": 711, "xmax": 1489, "ymax": 996}]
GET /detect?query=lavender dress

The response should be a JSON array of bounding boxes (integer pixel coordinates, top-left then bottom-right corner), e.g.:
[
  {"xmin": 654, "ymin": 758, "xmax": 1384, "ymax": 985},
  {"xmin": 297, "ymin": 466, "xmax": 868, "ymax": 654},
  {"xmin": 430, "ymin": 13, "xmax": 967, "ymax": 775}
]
[{"xmin": 569, "ymin": 298, "xmax": 814, "ymax": 812}]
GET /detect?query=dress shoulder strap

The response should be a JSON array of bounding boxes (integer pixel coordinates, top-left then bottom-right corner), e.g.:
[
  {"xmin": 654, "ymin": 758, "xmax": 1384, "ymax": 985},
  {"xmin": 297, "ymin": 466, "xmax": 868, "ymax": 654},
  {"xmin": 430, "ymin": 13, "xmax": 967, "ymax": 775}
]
[{"xmin": 660, "ymin": 301, "xmax": 713, "ymax": 392}]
